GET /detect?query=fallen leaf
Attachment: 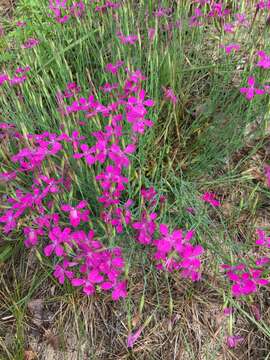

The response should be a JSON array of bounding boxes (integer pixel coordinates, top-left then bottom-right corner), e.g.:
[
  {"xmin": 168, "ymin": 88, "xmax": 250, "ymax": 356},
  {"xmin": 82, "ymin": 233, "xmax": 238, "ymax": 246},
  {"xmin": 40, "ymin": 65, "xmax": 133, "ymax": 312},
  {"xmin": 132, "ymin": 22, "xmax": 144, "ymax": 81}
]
[
  {"xmin": 44, "ymin": 329, "xmax": 61, "ymax": 350},
  {"xmin": 24, "ymin": 348, "xmax": 37, "ymax": 360},
  {"xmin": 27, "ymin": 299, "xmax": 44, "ymax": 328}
]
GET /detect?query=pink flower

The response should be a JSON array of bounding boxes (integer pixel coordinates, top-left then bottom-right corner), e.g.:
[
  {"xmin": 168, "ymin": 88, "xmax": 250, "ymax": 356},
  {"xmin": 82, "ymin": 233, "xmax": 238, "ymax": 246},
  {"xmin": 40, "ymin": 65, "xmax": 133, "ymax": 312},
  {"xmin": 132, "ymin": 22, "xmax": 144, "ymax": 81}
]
[
  {"xmin": 256, "ymin": 256, "xmax": 270, "ymax": 266},
  {"xmin": 223, "ymin": 23, "xmax": 235, "ymax": 33},
  {"xmin": 224, "ymin": 265, "xmax": 269, "ymax": 297},
  {"xmin": 163, "ymin": 87, "xmax": 178, "ymax": 105},
  {"xmin": 221, "ymin": 43, "xmax": 240, "ymax": 54},
  {"xmin": 24, "ymin": 227, "xmax": 43, "ymax": 247},
  {"xmin": 117, "ymin": 32, "xmax": 139, "ymax": 45},
  {"xmin": 240, "ymin": 76, "xmax": 265, "ymax": 100},
  {"xmin": 189, "ymin": 7, "xmax": 204, "ymax": 27},
  {"xmin": 148, "ymin": 28, "xmax": 156, "ymax": 42},
  {"xmin": 132, "ymin": 212, "xmax": 157, "ymax": 244},
  {"xmin": 16, "ymin": 21, "xmax": 27, "ymax": 27},
  {"xmin": 53, "ymin": 260, "xmax": 75, "ymax": 284},
  {"xmin": 21, "ymin": 38, "xmax": 40, "ymax": 49},
  {"xmin": 44, "ymin": 227, "xmax": 71, "ymax": 257},
  {"xmin": 100, "ymin": 82, "xmax": 119, "ymax": 93},
  {"xmin": 153, "ymin": 225, "xmax": 203, "ymax": 280},
  {"xmin": 127, "ymin": 328, "xmax": 143, "ymax": 348},
  {"xmin": 70, "ymin": 1, "xmax": 85, "ymax": 17},
  {"xmin": 223, "ymin": 307, "xmax": 233, "ymax": 316},
  {"xmin": 61, "ymin": 200, "xmax": 89, "ymax": 227},
  {"xmin": 201, "ymin": 192, "xmax": 220, "ymax": 207},
  {"xmin": 265, "ymin": 165, "xmax": 270, "ymax": 187},
  {"xmin": 112, "ymin": 280, "xmax": 127, "ymax": 300},
  {"xmin": 0, "ymin": 74, "xmax": 8, "ymax": 86},
  {"xmin": 126, "ymin": 89, "xmax": 154, "ymax": 134},
  {"xmin": 105, "ymin": 60, "xmax": 124, "ymax": 74},
  {"xmin": 96, "ymin": 165, "xmax": 129, "ymax": 192},
  {"xmin": 256, "ymin": 229, "xmax": 270, "ymax": 248},
  {"xmin": 0, "ymin": 210, "xmax": 19, "ymax": 233},
  {"xmin": 227, "ymin": 335, "xmax": 244, "ymax": 348},
  {"xmin": 256, "ymin": 50, "xmax": 270, "ymax": 69}
]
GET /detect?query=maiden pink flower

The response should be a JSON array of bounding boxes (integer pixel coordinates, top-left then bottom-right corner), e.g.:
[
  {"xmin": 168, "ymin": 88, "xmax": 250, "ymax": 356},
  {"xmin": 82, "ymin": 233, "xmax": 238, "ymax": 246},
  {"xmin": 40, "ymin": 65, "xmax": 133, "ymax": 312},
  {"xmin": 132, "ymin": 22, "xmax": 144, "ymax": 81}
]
[
  {"xmin": 16, "ymin": 21, "xmax": 27, "ymax": 27},
  {"xmin": 256, "ymin": 50, "xmax": 270, "ymax": 69},
  {"xmin": 221, "ymin": 43, "xmax": 240, "ymax": 54},
  {"xmin": 0, "ymin": 210, "xmax": 19, "ymax": 233},
  {"xmin": 24, "ymin": 227, "xmax": 44, "ymax": 247},
  {"xmin": 61, "ymin": 200, "xmax": 89, "ymax": 227},
  {"xmin": 240, "ymin": 76, "xmax": 265, "ymax": 100},
  {"xmin": 105, "ymin": 60, "xmax": 124, "ymax": 74},
  {"xmin": 163, "ymin": 87, "xmax": 178, "ymax": 105},
  {"xmin": 44, "ymin": 226, "xmax": 71, "ymax": 257},
  {"xmin": 21, "ymin": 38, "xmax": 40, "ymax": 49},
  {"xmin": 224, "ymin": 265, "xmax": 269, "ymax": 297},
  {"xmin": 256, "ymin": 229, "xmax": 270, "ymax": 248},
  {"xmin": 53, "ymin": 260, "xmax": 74, "ymax": 284},
  {"xmin": 227, "ymin": 335, "xmax": 244, "ymax": 348},
  {"xmin": 132, "ymin": 212, "xmax": 157, "ymax": 244},
  {"xmin": 112, "ymin": 280, "xmax": 127, "ymax": 300},
  {"xmin": 127, "ymin": 328, "xmax": 143, "ymax": 348},
  {"xmin": 201, "ymin": 192, "xmax": 220, "ymax": 207},
  {"xmin": 0, "ymin": 74, "xmax": 8, "ymax": 86},
  {"xmin": 148, "ymin": 28, "xmax": 156, "ymax": 42},
  {"xmin": 117, "ymin": 32, "xmax": 139, "ymax": 45}
]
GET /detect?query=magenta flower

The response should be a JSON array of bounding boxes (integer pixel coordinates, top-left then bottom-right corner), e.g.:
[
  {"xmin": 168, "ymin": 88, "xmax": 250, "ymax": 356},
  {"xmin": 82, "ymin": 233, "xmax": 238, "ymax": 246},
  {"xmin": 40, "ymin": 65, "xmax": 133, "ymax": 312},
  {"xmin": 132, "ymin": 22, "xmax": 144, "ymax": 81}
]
[
  {"xmin": 108, "ymin": 143, "xmax": 136, "ymax": 168},
  {"xmin": 256, "ymin": 50, "xmax": 270, "ymax": 69},
  {"xmin": 24, "ymin": 227, "xmax": 43, "ymax": 247},
  {"xmin": 189, "ymin": 7, "xmax": 204, "ymax": 27},
  {"xmin": 74, "ymin": 143, "xmax": 96, "ymax": 165},
  {"xmin": 201, "ymin": 192, "xmax": 220, "ymax": 207},
  {"xmin": 72, "ymin": 269, "xmax": 104, "ymax": 295},
  {"xmin": 0, "ymin": 171, "xmax": 17, "ymax": 182},
  {"xmin": 178, "ymin": 243, "xmax": 204, "ymax": 281},
  {"xmin": 224, "ymin": 265, "xmax": 269, "ymax": 297},
  {"xmin": 61, "ymin": 200, "xmax": 89, "ymax": 227},
  {"xmin": 256, "ymin": 257, "xmax": 270, "ymax": 266},
  {"xmin": 256, "ymin": 229, "xmax": 270, "ymax": 248},
  {"xmin": 21, "ymin": 38, "xmax": 40, "ymax": 49},
  {"xmin": 257, "ymin": 0, "xmax": 270, "ymax": 10},
  {"xmin": 223, "ymin": 23, "xmax": 235, "ymax": 33},
  {"xmin": 70, "ymin": 1, "xmax": 85, "ymax": 17},
  {"xmin": 223, "ymin": 307, "xmax": 233, "ymax": 316},
  {"xmin": 221, "ymin": 43, "xmax": 240, "ymax": 54},
  {"xmin": 53, "ymin": 260, "xmax": 74, "ymax": 284},
  {"xmin": 16, "ymin": 21, "xmax": 27, "ymax": 27},
  {"xmin": 148, "ymin": 28, "xmax": 156, "ymax": 42},
  {"xmin": 112, "ymin": 280, "xmax": 127, "ymax": 300},
  {"xmin": 240, "ymin": 76, "xmax": 265, "ymax": 100},
  {"xmin": 8, "ymin": 66, "xmax": 31, "ymax": 86},
  {"xmin": 0, "ymin": 74, "xmax": 8, "ymax": 86},
  {"xmin": 227, "ymin": 335, "xmax": 244, "ymax": 348},
  {"xmin": 105, "ymin": 60, "xmax": 124, "ymax": 74},
  {"xmin": 126, "ymin": 89, "xmax": 154, "ymax": 134},
  {"xmin": 163, "ymin": 87, "xmax": 178, "ymax": 105},
  {"xmin": 44, "ymin": 226, "xmax": 71, "ymax": 257},
  {"xmin": 117, "ymin": 32, "xmax": 139, "ymax": 45},
  {"xmin": 96, "ymin": 165, "xmax": 129, "ymax": 192},
  {"xmin": 132, "ymin": 212, "xmax": 157, "ymax": 244},
  {"xmin": 141, "ymin": 187, "xmax": 158, "ymax": 204},
  {"xmin": 0, "ymin": 210, "xmax": 19, "ymax": 233},
  {"xmin": 100, "ymin": 82, "xmax": 119, "ymax": 93},
  {"xmin": 49, "ymin": 0, "xmax": 70, "ymax": 23},
  {"xmin": 127, "ymin": 328, "xmax": 143, "ymax": 348},
  {"xmin": 264, "ymin": 165, "xmax": 270, "ymax": 187}
]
